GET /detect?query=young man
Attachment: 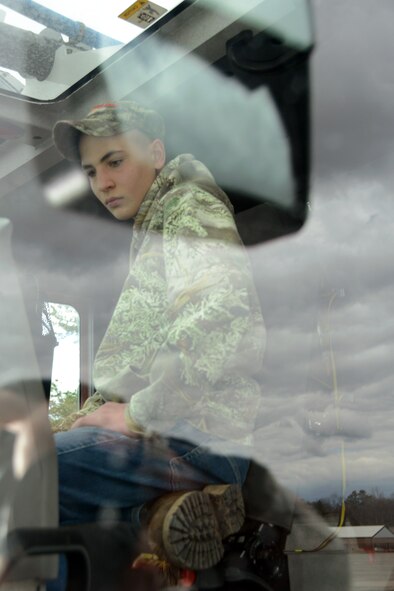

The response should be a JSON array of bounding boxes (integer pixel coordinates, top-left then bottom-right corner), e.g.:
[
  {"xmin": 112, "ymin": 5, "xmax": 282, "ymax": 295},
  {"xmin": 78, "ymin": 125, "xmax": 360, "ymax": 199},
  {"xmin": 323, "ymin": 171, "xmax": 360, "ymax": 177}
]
[{"xmin": 52, "ymin": 101, "xmax": 265, "ymax": 574}]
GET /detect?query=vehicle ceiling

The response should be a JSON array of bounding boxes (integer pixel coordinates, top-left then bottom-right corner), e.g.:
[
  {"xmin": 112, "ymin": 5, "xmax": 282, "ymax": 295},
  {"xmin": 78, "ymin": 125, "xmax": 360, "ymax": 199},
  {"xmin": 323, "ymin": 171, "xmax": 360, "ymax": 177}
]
[
  {"xmin": 0, "ymin": 0, "xmax": 275, "ymax": 197},
  {"xmin": 0, "ymin": 0, "xmax": 309, "ymax": 287}
]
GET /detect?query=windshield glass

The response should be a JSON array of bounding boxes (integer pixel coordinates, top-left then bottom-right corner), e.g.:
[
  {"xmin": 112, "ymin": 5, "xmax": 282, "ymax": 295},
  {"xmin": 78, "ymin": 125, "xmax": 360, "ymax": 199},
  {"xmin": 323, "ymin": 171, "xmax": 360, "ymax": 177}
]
[{"xmin": 5, "ymin": 1, "xmax": 394, "ymax": 590}]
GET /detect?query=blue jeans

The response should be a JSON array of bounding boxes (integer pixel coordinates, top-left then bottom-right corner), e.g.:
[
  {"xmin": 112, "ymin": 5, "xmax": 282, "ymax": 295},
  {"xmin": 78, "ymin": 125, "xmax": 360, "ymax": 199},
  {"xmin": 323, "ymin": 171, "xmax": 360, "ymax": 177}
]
[{"xmin": 48, "ymin": 422, "xmax": 249, "ymax": 590}]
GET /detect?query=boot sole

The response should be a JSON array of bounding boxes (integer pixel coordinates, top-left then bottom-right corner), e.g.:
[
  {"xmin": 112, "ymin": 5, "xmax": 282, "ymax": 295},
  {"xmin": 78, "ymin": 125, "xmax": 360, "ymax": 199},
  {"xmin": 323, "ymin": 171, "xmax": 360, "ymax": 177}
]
[{"xmin": 162, "ymin": 484, "xmax": 244, "ymax": 570}]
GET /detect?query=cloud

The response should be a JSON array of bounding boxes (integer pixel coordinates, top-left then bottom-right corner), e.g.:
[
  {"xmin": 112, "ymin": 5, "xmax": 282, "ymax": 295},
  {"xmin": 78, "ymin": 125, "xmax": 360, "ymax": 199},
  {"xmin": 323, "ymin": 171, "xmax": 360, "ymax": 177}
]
[
  {"xmin": 312, "ymin": 0, "xmax": 394, "ymax": 182},
  {"xmin": 9, "ymin": 161, "xmax": 392, "ymax": 504},
  {"xmin": 3, "ymin": 0, "xmax": 393, "ymax": 504},
  {"xmin": 248, "ymin": 156, "xmax": 394, "ymax": 499}
]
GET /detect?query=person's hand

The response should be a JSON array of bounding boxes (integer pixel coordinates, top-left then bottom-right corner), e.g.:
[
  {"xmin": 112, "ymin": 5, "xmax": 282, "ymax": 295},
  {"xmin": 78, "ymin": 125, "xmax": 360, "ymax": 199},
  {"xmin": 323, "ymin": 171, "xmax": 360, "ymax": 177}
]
[{"xmin": 71, "ymin": 402, "xmax": 138, "ymax": 436}]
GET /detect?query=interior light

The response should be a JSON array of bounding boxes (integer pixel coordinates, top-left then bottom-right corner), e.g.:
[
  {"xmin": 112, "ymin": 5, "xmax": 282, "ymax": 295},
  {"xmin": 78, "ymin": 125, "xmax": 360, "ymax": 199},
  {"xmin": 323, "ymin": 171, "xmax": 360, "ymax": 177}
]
[{"xmin": 44, "ymin": 169, "xmax": 89, "ymax": 207}]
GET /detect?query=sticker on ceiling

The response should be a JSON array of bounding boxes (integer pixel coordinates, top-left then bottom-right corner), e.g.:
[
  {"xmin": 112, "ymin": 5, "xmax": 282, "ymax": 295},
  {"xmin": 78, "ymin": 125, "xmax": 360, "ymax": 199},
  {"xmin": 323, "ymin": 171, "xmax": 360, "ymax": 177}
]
[{"xmin": 119, "ymin": 1, "xmax": 168, "ymax": 29}]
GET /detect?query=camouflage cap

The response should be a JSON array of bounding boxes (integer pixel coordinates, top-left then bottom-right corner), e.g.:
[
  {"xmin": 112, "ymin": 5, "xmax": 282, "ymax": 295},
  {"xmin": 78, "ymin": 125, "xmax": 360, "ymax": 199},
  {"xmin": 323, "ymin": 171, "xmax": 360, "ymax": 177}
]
[{"xmin": 53, "ymin": 101, "xmax": 165, "ymax": 161}]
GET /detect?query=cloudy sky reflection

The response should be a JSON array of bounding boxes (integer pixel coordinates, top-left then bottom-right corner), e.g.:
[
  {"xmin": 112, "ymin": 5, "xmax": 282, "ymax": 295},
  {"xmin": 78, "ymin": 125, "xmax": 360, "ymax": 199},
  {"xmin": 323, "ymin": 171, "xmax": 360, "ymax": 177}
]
[
  {"xmin": 38, "ymin": 169, "xmax": 393, "ymax": 502},
  {"xmin": 249, "ymin": 0, "xmax": 394, "ymax": 500},
  {"xmin": 250, "ymin": 177, "xmax": 394, "ymax": 500},
  {"xmin": 2, "ymin": 0, "xmax": 393, "ymax": 505}
]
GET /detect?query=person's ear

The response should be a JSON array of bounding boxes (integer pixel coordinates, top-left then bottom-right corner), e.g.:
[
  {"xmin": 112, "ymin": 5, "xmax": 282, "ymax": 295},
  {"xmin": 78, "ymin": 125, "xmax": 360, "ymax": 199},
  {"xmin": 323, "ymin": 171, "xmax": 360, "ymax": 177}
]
[{"xmin": 150, "ymin": 139, "xmax": 166, "ymax": 169}]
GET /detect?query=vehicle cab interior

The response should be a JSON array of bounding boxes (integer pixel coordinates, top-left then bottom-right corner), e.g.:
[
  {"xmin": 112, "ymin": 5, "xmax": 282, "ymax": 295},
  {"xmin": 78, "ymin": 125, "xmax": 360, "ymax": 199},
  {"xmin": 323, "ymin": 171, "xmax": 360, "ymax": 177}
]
[{"xmin": 1, "ymin": 1, "xmax": 393, "ymax": 590}]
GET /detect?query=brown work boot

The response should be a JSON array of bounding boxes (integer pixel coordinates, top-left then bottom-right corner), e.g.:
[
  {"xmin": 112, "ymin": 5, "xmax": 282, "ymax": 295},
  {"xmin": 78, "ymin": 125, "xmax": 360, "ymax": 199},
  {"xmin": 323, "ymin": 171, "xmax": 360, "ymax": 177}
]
[{"xmin": 147, "ymin": 484, "xmax": 245, "ymax": 570}]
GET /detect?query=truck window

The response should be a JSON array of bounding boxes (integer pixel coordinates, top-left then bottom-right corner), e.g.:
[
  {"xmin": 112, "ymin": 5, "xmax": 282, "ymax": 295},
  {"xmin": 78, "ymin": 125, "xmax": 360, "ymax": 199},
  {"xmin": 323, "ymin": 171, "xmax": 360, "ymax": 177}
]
[{"xmin": 47, "ymin": 302, "xmax": 80, "ymax": 430}]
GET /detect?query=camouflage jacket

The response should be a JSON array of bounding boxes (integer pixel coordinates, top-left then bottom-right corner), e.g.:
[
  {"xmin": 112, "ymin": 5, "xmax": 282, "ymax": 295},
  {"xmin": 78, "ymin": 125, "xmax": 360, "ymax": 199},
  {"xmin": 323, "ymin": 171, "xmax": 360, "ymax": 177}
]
[{"xmin": 63, "ymin": 155, "xmax": 266, "ymax": 444}]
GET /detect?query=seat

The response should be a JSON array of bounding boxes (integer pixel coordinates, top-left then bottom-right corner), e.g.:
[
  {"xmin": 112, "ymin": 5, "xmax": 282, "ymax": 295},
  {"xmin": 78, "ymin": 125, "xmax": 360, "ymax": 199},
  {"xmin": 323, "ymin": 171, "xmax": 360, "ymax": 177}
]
[{"xmin": 0, "ymin": 218, "xmax": 58, "ymax": 588}]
